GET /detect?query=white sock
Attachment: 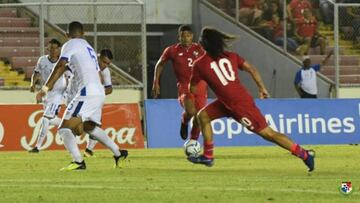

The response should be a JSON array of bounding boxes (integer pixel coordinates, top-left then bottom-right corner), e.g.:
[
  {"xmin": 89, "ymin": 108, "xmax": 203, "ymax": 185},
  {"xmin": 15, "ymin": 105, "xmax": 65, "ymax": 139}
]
[
  {"xmin": 59, "ymin": 128, "xmax": 83, "ymax": 163},
  {"xmin": 89, "ymin": 126, "xmax": 120, "ymax": 156},
  {"xmin": 86, "ymin": 137, "xmax": 98, "ymax": 151},
  {"xmin": 49, "ymin": 117, "xmax": 61, "ymax": 126},
  {"xmin": 35, "ymin": 117, "xmax": 50, "ymax": 148}
]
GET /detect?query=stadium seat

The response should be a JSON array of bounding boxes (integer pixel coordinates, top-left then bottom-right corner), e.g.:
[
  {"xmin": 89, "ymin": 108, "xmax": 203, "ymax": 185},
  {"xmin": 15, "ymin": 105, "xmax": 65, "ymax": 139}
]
[
  {"xmin": 0, "ymin": 17, "xmax": 32, "ymax": 27},
  {"xmin": 0, "ymin": 47, "xmax": 40, "ymax": 58},
  {"xmin": 305, "ymin": 55, "xmax": 360, "ymax": 66},
  {"xmin": 320, "ymin": 66, "xmax": 360, "ymax": 76},
  {"xmin": 0, "ymin": 27, "xmax": 39, "ymax": 37},
  {"xmin": 10, "ymin": 57, "xmax": 38, "ymax": 69},
  {"xmin": 326, "ymin": 75, "xmax": 360, "ymax": 84},
  {"xmin": 0, "ymin": 38, "xmax": 49, "ymax": 47},
  {"xmin": 0, "ymin": 8, "xmax": 17, "ymax": 18},
  {"xmin": 308, "ymin": 47, "xmax": 344, "ymax": 55}
]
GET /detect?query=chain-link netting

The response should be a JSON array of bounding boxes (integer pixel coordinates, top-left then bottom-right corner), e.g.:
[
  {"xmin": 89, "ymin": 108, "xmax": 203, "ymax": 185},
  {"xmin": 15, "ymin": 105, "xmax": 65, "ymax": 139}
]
[{"xmin": 337, "ymin": 3, "xmax": 360, "ymax": 85}]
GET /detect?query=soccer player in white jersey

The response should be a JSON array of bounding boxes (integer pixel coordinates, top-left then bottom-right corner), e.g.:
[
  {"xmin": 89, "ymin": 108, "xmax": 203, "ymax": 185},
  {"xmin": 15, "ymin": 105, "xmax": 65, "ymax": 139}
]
[
  {"xmin": 29, "ymin": 39, "xmax": 66, "ymax": 153},
  {"xmin": 83, "ymin": 49, "xmax": 114, "ymax": 157},
  {"xmin": 36, "ymin": 21, "xmax": 127, "ymax": 170}
]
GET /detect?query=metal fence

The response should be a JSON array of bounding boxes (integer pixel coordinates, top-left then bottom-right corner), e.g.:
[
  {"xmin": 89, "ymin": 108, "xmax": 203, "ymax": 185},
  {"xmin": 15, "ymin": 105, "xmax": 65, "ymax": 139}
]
[
  {"xmin": 206, "ymin": 0, "xmax": 360, "ymax": 97},
  {"xmin": 0, "ymin": 1, "xmax": 147, "ymax": 98}
]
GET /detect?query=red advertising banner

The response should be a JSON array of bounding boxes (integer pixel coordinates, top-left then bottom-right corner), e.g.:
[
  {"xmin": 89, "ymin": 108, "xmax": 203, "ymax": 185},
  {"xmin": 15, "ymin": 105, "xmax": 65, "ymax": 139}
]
[{"xmin": 0, "ymin": 103, "xmax": 145, "ymax": 151}]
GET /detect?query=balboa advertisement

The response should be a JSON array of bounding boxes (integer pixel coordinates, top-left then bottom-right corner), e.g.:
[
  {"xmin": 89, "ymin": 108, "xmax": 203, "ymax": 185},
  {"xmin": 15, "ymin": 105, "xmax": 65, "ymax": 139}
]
[
  {"xmin": 0, "ymin": 103, "xmax": 145, "ymax": 151},
  {"xmin": 145, "ymin": 99, "xmax": 360, "ymax": 148}
]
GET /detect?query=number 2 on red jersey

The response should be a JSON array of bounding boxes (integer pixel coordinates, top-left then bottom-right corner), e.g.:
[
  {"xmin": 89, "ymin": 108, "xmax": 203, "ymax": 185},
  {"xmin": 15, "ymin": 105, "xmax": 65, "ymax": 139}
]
[{"xmin": 210, "ymin": 58, "xmax": 235, "ymax": 86}]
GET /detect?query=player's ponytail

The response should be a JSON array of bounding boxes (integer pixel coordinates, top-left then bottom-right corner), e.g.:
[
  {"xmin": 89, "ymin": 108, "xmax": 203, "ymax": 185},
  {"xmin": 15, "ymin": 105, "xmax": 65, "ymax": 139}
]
[{"xmin": 199, "ymin": 27, "xmax": 236, "ymax": 59}]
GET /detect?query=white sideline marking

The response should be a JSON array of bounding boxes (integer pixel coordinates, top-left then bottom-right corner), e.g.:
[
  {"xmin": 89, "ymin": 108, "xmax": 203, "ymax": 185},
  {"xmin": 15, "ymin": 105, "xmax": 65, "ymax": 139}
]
[{"xmin": 0, "ymin": 184, "xmax": 357, "ymax": 196}]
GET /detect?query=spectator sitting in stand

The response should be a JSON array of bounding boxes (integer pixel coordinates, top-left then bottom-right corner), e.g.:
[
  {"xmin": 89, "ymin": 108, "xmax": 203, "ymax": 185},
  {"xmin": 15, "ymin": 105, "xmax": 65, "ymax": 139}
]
[
  {"xmin": 271, "ymin": 15, "xmax": 300, "ymax": 52},
  {"xmin": 239, "ymin": 0, "xmax": 264, "ymax": 25},
  {"xmin": 294, "ymin": 8, "xmax": 326, "ymax": 55},
  {"xmin": 287, "ymin": 0, "xmax": 313, "ymax": 23}
]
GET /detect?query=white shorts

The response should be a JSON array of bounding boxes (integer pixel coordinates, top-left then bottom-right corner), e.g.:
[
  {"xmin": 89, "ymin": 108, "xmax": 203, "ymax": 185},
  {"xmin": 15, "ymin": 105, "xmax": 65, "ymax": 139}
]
[
  {"xmin": 43, "ymin": 102, "xmax": 61, "ymax": 118},
  {"xmin": 43, "ymin": 93, "xmax": 63, "ymax": 118},
  {"xmin": 63, "ymin": 94, "xmax": 105, "ymax": 125}
]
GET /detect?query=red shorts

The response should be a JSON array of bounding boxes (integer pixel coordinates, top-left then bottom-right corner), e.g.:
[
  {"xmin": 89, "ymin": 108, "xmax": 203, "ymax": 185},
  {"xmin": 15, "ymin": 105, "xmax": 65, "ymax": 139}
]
[
  {"xmin": 203, "ymin": 99, "xmax": 268, "ymax": 133},
  {"xmin": 178, "ymin": 80, "xmax": 207, "ymax": 110}
]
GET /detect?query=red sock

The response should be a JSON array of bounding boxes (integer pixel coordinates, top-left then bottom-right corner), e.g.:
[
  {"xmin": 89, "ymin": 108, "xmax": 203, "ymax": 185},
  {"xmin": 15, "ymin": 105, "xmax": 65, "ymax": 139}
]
[
  {"xmin": 291, "ymin": 144, "xmax": 308, "ymax": 160},
  {"xmin": 204, "ymin": 141, "xmax": 214, "ymax": 159},
  {"xmin": 181, "ymin": 112, "xmax": 191, "ymax": 125},
  {"xmin": 190, "ymin": 126, "xmax": 200, "ymax": 140}
]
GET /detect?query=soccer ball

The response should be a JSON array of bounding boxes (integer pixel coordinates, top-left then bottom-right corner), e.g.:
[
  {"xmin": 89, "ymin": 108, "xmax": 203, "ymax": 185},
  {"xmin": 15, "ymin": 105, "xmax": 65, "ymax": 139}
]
[{"xmin": 184, "ymin": 139, "xmax": 201, "ymax": 157}]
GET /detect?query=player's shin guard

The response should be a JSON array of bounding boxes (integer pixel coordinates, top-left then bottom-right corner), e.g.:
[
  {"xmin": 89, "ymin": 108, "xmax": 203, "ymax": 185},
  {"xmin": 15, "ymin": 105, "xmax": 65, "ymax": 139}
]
[
  {"xmin": 190, "ymin": 126, "xmax": 201, "ymax": 140},
  {"xmin": 59, "ymin": 128, "xmax": 83, "ymax": 163},
  {"xmin": 89, "ymin": 126, "xmax": 120, "ymax": 157},
  {"xmin": 204, "ymin": 141, "xmax": 214, "ymax": 159},
  {"xmin": 35, "ymin": 117, "xmax": 50, "ymax": 148},
  {"xmin": 86, "ymin": 136, "xmax": 98, "ymax": 151},
  {"xmin": 291, "ymin": 144, "xmax": 308, "ymax": 160}
]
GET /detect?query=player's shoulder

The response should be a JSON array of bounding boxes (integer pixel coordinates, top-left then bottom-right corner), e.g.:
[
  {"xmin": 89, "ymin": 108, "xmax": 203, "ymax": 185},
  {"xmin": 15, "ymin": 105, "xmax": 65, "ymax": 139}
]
[
  {"xmin": 38, "ymin": 55, "xmax": 48, "ymax": 60},
  {"xmin": 101, "ymin": 67, "xmax": 110, "ymax": 73},
  {"xmin": 63, "ymin": 38, "xmax": 86, "ymax": 48},
  {"xmin": 192, "ymin": 43, "xmax": 203, "ymax": 49},
  {"xmin": 165, "ymin": 44, "xmax": 178, "ymax": 51},
  {"xmin": 193, "ymin": 53, "xmax": 208, "ymax": 66},
  {"xmin": 37, "ymin": 55, "xmax": 49, "ymax": 63}
]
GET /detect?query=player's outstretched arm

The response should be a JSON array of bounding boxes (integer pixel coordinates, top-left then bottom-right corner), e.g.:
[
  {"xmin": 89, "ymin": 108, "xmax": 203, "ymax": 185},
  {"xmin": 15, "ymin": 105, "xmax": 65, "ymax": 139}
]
[
  {"xmin": 152, "ymin": 59, "xmax": 166, "ymax": 98},
  {"xmin": 36, "ymin": 59, "xmax": 67, "ymax": 103},
  {"xmin": 321, "ymin": 50, "xmax": 334, "ymax": 66},
  {"xmin": 242, "ymin": 62, "xmax": 270, "ymax": 99}
]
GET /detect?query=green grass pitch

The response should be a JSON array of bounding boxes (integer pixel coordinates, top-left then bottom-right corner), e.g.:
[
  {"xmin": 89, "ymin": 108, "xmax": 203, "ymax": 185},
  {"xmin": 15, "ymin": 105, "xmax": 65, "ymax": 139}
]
[{"xmin": 0, "ymin": 145, "xmax": 359, "ymax": 203}]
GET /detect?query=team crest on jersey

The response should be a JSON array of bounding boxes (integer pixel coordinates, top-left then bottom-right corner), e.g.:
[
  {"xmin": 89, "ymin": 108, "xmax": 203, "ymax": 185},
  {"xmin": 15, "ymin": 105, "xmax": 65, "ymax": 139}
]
[{"xmin": 193, "ymin": 51, "xmax": 199, "ymax": 57}]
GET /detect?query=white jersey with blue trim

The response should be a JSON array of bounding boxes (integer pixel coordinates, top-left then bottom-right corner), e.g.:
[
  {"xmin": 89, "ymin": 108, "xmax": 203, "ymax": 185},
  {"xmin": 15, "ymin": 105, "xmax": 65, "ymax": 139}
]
[
  {"xmin": 60, "ymin": 38, "xmax": 104, "ymax": 97},
  {"xmin": 101, "ymin": 67, "xmax": 112, "ymax": 88},
  {"xmin": 65, "ymin": 66, "xmax": 111, "ymax": 105},
  {"xmin": 34, "ymin": 55, "xmax": 66, "ymax": 101}
]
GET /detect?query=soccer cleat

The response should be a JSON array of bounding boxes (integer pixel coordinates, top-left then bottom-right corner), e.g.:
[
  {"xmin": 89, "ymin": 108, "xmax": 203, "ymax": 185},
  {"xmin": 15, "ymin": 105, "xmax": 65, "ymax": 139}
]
[
  {"xmin": 84, "ymin": 148, "xmax": 95, "ymax": 158},
  {"xmin": 114, "ymin": 150, "xmax": 128, "ymax": 168},
  {"xmin": 60, "ymin": 161, "xmax": 86, "ymax": 171},
  {"xmin": 180, "ymin": 122, "xmax": 188, "ymax": 140},
  {"xmin": 187, "ymin": 155, "xmax": 214, "ymax": 167},
  {"xmin": 303, "ymin": 150, "xmax": 315, "ymax": 172},
  {"xmin": 28, "ymin": 147, "xmax": 39, "ymax": 153}
]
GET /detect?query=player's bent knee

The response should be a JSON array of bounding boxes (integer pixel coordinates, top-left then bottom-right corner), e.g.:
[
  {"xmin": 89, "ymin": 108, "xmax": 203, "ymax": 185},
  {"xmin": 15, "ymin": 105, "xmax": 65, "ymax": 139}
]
[
  {"xmin": 83, "ymin": 121, "xmax": 96, "ymax": 132},
  {"xmin": 59, "ymin": 117, "xmax": 83, "ymax": 135}
]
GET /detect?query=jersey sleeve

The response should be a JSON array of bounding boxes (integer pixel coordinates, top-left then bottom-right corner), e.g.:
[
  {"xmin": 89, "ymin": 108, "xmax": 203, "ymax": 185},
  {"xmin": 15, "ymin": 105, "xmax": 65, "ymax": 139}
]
[
  {"xmin": 236, "ymin": 54, "xmax": 245, "ymax": 70},
  {"xmin": 59, "ymin": 41, "xmax": 75, "ymax": 62},
  {"xmin": 101, "ymin": 68, "xmax": 112, "ymax": 87},
  {"xmin": 294, "ymin": 70, "xmax": 302, "ymax": 85},
  {"xmin": 34, "ymin": 57, "xmax": 42, "ymax": 73},
  {"xmin": 160, "ymin": 46, "xmax": 172, "ymax": 62},
  {"xmin": 312, "ymin": 64, "xmax": 321, "ymax": 72}
]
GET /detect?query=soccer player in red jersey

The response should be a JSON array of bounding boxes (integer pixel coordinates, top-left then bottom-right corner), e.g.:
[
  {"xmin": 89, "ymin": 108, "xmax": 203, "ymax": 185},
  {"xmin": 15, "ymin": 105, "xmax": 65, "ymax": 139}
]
[
  {"xmin": 152, "ymin": 25, "xmax": 207, "ymax": 140},
  {"xmin": 188, "ymin": 27, "xmax": 315, "ymax": 172}
]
